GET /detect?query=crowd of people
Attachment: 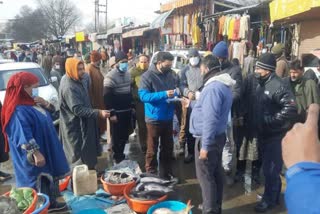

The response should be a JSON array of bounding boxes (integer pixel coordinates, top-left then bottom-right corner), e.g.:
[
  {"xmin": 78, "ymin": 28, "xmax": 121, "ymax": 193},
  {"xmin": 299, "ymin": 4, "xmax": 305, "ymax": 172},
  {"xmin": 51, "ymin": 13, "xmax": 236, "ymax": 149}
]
[{"xmin": 0, "ymin": 41, "xmax": 320, "ymax": 213}]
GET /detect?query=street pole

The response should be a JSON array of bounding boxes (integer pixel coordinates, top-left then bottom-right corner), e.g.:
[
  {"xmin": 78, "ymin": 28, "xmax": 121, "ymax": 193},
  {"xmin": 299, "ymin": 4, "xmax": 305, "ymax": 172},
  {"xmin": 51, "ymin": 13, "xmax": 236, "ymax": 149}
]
[
  {"xmin": 94, "ymin": 0, "xmax": 97, "ymax": 32},
  {"xmin": 105, "ymin": 0, "xmax": 108, "ymax": 33}
]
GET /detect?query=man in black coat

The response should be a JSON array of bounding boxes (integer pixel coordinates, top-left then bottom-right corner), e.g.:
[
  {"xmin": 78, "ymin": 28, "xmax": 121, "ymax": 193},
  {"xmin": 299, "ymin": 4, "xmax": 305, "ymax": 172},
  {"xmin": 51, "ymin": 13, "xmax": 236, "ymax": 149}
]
[{"xmin": 254, "ymin": 53, "xmax": 298, "ymax": 212}]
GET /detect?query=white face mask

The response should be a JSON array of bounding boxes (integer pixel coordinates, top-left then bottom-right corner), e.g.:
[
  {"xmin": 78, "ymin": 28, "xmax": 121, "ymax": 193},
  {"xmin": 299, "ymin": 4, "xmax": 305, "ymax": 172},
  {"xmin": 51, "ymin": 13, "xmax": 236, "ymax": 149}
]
[{"xmin": 189, "ymin": 57, "xmax": 200, "ymax": 66}]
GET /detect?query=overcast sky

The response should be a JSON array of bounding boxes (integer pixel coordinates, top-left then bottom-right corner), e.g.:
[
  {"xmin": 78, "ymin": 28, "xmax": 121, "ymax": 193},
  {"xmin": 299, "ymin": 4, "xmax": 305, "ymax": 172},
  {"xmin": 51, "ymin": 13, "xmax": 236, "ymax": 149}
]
[{"xmin": 0, "ymin": 0, "xmax": 162, "ymax": 25}]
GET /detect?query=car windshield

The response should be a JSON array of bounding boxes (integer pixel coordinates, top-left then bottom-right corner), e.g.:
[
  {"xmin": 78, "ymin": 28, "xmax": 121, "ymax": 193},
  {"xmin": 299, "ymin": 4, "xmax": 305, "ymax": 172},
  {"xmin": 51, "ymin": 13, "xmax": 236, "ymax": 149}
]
[{"xmin": 0, "ymin": 68, "xmax": 48, "ymax": 90}]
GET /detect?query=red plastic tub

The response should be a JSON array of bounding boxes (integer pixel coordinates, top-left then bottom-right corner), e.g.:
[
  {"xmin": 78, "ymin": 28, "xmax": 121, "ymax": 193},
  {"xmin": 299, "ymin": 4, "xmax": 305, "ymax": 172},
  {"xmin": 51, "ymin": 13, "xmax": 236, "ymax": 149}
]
[
  {"xmin": 100, "ymin": 176, "xmax": 135, "ymax": 196},
  {"xmin": 124, "ymin": 182, "xmax": 168, "ymax": 214},
  {"xmin": 59, "ymin": 176, "xmax": 71, "ymax": 192},
  {"xmin": 3, "ymin": 187, "xmax": 38, "ymax": 214}
]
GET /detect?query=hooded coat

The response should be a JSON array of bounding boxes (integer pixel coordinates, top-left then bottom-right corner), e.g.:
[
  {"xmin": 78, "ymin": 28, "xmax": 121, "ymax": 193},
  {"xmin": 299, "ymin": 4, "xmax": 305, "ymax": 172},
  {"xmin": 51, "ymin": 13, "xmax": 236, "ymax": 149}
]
[
  {"xmin": 86, "ymin": 63, "xmax": 106, "ymax": 134},
  {"xmin": 59, "ymin": 58, "xmax": 101, "ymax": 169}
]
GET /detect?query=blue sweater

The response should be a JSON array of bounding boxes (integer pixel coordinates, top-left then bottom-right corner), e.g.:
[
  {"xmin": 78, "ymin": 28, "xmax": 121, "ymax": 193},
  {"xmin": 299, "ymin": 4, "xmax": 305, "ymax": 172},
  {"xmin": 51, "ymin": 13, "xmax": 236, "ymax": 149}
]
[
  {"xmin": 138, "ymin": 64, "xmax": 178, "ymax": 123},
  {"xmin": 285, "ymin": 162, "xmax": 320, "ymax": 214},
  {"xmin": 189, "ymin": 74, "xmax": 233, "ymax": 151}
]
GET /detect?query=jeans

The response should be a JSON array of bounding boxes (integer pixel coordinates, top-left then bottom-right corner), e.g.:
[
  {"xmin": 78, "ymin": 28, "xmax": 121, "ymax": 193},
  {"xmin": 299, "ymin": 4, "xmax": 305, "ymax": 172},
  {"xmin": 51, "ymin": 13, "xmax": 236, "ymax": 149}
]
[
  {"xmin": 195, "ymin": 134, "xmax": 226, "ymax": 214},
  {"xmin": 260, "ymin": 136, "xmax": 283, "ymax": 205},
  {"xmin": 145, "ymin": 122, "xmax": 173, "ymax": 177}
]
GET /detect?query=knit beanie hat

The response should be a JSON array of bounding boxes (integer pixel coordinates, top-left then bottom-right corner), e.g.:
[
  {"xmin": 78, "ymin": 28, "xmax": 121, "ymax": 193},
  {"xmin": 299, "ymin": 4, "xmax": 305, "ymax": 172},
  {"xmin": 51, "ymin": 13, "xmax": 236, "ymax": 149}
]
[
  {"xmin": 90, "ymin": 50, "xmax": 102, "ymax": 63},
  {"xmin": 212, "ymin": 41, "xmax": 228, "ymax": 58},
  {"xmin": 256, "ymin": 53, "xmax": 277, "ymax": 72},
  {"xmin": 271, "ymin": 43, "xmax": 285, "ymax": 55},
  {"xmin": 115, "ymin": 51, "xmax": 128, "ymax": 63},
  {"xmin": 188, "ymin": 48, "xmax": 200, "ymax": 57}
]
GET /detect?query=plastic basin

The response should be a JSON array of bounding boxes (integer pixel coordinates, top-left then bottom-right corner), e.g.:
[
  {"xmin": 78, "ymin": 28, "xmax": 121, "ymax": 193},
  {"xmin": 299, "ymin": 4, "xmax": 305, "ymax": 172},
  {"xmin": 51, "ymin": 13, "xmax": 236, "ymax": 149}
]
[
  {"xmin": 147, "ymin": 200, "xmax": 193, "ymax": 214},
  {"xmin": 124, "ymin": 182, "xmax": 168, "ymax": 214},
  {"xmin": 32, "ymin": 193, "xmax": 50, "ymax": 214},
  {"xmin": 100, "ymin": 176, "xmax": 135, "ymax": 196},
  {"xmin": 59, "ymin": 176, "xmax": 71, "ymax": 192},
  {"xmin": 3, "ymin": 187, "xmax": 38, "ymax": 214}
]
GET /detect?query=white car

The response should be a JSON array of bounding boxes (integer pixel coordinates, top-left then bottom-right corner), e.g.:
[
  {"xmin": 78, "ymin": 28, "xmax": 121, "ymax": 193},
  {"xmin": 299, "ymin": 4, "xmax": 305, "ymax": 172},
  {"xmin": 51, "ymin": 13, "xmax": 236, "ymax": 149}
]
[
  {"xmin": 0, "ymin": 53, "xmax": 14, "ymax": 64},
  {"xmin": 150, "ymin": 50, "xmax": 207, "ymax": 73},
  {"xmin": 0, "ymin": 62, "xmax": 60, "ymax": 125}
]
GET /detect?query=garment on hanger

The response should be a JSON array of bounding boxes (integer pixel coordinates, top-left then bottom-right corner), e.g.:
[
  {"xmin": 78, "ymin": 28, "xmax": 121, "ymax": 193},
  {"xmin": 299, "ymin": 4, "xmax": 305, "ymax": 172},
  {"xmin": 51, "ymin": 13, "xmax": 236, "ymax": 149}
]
[
  {"xmin": 233, "ymin": 18, "xmax": 241, "ymax": 40},
  {"xmin": 218, "ymin": 16, "xmax": 226, "ymax": 35},
  {"xmin": 228, "ymin": 17, "xmax": 235, "ymax": 40},
  {"xmin": 240, "ymin": 15, "xmax": 250, "ymax": 40}
]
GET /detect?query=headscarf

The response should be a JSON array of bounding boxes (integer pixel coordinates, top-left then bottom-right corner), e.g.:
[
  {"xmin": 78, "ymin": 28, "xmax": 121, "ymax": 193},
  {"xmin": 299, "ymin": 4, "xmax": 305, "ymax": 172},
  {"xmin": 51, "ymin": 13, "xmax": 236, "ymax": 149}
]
[
  {"xmin": 1, "ymin": 72, "xmax": 39, "ymax": 152},
  {"xmin": 65, "ymin": 58, "xmax": 83, "ymax": 81}
]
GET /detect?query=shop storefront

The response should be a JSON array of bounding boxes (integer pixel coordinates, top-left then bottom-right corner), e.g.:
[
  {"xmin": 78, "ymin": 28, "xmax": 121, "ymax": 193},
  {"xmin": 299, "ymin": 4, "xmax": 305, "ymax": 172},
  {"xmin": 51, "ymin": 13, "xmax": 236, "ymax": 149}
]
[{"xmin": 203, "ymin": 2, "xmax": 270, "ymax": 67}]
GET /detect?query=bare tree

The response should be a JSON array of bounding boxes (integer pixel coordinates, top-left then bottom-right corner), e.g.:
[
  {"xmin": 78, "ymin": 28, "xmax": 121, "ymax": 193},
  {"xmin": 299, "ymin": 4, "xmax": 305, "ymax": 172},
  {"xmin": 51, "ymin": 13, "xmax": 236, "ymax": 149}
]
[
  {"xmin": 5, "ymin": 5, "xmax": 49, "ymax": 42},
  {"xmin": 36, "ymin": 0, "xmax": 81, "ymax": 38}
]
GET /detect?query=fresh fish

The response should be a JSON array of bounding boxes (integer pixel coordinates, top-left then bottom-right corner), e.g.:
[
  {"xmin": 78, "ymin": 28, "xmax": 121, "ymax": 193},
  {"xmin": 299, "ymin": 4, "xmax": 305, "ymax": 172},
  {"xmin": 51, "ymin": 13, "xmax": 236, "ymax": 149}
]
[
  {"xmin": 137, "ymin": 182, "xmax": 174, "ymax": 193},
  {"xmin": 130, "ymin": 190, "xmax": 167, "ymax": 201},
  {"xmin": 140, "ymin": 177, "xmax": 177, "ymax": 186},
  {"xmin": 104, "ymin": 171, "xmax": 135, "ymax": 184}
]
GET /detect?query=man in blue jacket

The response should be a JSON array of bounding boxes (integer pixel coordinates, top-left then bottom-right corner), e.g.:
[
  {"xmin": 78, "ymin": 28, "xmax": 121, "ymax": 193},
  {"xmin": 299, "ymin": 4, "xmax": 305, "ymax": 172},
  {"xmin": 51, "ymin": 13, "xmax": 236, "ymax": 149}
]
[
  {"xmin": 188, "ymin": 55, "xmax": 234, "ymax": 214},
  {"xmin": 282, "ymin": 103, "xmax": 320, "ymax": 214},
  {"xmin": 139, "ymin": 52, "xmax": 178, "ymax": 179}
]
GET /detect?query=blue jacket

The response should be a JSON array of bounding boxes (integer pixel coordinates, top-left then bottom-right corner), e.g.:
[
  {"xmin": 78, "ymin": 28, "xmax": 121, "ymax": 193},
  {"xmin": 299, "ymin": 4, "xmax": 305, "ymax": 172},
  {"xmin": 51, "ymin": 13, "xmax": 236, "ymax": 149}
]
[
  {"xmin": 285, "ymin": 162, "xmax": 320, "ymax": 214},
  {"xmin": 138, "ymin": 64, "xmax": 178, "ymax": 123},
  {"xmin": 190, "ymin": 73, "xmax": 234, "ymax": 151}
]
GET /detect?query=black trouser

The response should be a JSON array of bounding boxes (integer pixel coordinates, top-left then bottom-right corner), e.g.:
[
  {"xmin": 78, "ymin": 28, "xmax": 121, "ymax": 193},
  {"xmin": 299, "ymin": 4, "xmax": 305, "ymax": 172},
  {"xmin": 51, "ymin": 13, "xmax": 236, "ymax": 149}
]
[
  {"xmin": 39, "ymin": 176, "xmax": 60, "ymax": 204},
  {"xmin": 259, "ymin": 136, "xmax": 283, "ymax": 205},
  {"xmin": 195, "ymin": 134, "xmax": 226, "ymax": 214},
  {"xmin": 180, "ymin": 106, "xmax": 195, "ymax": 155},
  {"xmin": 111, "ymin": 111, "xmax": 131, "ymax": 163},
  {"xmin": 145, "ymin": 121, "xmax": 173, "ymax": 178}
]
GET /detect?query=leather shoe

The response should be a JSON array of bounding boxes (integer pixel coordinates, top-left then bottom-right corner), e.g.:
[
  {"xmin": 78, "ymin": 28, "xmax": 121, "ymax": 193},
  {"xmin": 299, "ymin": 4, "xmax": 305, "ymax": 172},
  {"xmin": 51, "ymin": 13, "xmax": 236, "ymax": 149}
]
[{"xmin": 254, "ymin": 200, "xmax": 275, "ymax": 213}]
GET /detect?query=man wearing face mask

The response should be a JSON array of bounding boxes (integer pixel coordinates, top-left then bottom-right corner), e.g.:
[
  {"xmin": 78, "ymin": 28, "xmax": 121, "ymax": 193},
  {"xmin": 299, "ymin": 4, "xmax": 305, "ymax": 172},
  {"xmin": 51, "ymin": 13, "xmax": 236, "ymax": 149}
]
[
  {"xmin": 130, "ymin": 55, "xmax": 149, "ymax": 155},
  {"xmin": 104, "ymin": 51, "xmax": 133, "ymax": 164},
  {"xmin": 179, "ymin": 48, "xmax": 203, "ymax": 163},
  {"xmin": 139, "ymin": 52, "xmax": 179, "ymax": 179},
  {"xmin": 86, "ymin": 51, "xmax": 108, "ymax": 141},
  {"xmin": 254, "ymin": 53, "xmax": 297, "ymax": 212},
  {"xmin": 50, "ymin": 62, "xmax": 62, "ymax": 90},
  {"xmin": 283, "ymin": 59, "xmax": 320, "ymax": 123}
]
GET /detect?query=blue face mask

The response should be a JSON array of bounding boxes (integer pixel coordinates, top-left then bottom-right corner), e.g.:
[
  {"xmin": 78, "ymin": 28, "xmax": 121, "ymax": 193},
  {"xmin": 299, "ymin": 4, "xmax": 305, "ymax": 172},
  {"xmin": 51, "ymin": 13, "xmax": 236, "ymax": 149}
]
[
  {"xmin": 32, "ymin": 87, "xmax": 39, "ymax": 97},
  {"xmin": 119, "ymin": 62, "xmax": 128, "ymax": 72}
]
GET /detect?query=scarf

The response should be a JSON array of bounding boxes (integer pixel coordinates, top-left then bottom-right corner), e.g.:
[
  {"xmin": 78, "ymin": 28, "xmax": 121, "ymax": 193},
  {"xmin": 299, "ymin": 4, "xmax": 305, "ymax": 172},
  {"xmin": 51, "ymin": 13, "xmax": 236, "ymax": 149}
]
[{"xmin": 1, "ymin": 72, "xmax": 38, "ymax": 152}]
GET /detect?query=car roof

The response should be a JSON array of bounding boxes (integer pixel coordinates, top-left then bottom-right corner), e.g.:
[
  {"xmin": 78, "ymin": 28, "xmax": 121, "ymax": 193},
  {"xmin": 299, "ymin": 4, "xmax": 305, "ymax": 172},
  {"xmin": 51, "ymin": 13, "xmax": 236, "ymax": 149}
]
[{"xmin": 0, "ymin": 62, "xmax": 41, "ymax": 71}]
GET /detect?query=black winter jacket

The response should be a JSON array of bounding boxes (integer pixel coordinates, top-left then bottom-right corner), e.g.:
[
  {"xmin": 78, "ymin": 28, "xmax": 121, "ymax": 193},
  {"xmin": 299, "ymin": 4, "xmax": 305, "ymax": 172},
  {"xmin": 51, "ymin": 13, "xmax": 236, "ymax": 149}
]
[
  {"xmin": 256, "ymin": 73, "xmax": 298, "ymax": 138},
  {"xmin": 222, "ymin": 61, "xmax": 243, "ymax": 117}
]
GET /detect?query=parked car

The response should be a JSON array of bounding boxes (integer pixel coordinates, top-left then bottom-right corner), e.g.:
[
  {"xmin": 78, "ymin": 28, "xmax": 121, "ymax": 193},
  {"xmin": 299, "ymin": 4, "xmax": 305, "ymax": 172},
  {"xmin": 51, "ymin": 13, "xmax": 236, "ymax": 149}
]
[
  {"xmin": 0, "ymin": 62, "xmax": 60, "ymax": 125},
  {"xmin": 0, "ymin": 53, "xmax": 14, "ymax": 64},
  {"xmin": 150, "ymin": 50, "xmax": 206, "ymax": 73}
]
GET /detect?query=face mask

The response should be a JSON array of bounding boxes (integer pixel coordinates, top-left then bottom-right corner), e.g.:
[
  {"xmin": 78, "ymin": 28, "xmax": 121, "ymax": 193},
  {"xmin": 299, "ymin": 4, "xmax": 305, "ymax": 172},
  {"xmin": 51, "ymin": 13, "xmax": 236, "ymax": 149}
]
[
  {"xmin": 160, "ymin": 65, "xmax": 171, "ymax": 73},
  {"xmin": 54, "ymin": 64, "xmax": 60, "ymax": 70},
  {"xmin": 119, "ymin": 62, "xmax": 128, "ymax": 72},
  {"xmin": 255, "ymin": 72, "xmax": 270, "ymax": 84},
  {"xmin": 32, "ymin": 88, "xmax": 39, "ymax": 97},
  {"xmin": 189, "ymin": 57, "xmax": 200, "ymax": 66},
  {"xmin": 139, "ymin": 63, "xmax": 148, "ymax": 71}
]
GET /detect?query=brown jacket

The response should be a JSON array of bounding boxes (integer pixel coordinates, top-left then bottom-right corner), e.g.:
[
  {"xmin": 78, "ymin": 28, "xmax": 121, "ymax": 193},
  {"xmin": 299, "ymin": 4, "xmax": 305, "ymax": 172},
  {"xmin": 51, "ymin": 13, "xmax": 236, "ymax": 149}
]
[
  {"xmin": 275, "ymin": 55, "xmax": 289, "ymax": 78},
  {"xmin": 86, "ymin": 64, "xmax": 106, "ymax": 133}
]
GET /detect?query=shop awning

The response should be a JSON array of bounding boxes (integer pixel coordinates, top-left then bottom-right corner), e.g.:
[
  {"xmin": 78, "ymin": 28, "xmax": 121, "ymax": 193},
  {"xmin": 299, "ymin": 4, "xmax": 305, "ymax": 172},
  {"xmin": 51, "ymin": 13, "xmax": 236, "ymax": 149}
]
[
  {"xmin": 270, "ymin": 0, "xmax": 320, "ymax": 22},
  {"xmin": 150, "ymin": 9, "xmax": 174, "ymax": 29},
  {"xmin": 122, "ymin": 27, "xmax": 150, "ymax": 38},
  {"xmin": 203, "ymin": 3, "xmax": 261, "ymax": 19},
  {"xmin": 96, "ymin": 27, "xmax": 123, "ymax": 40}
]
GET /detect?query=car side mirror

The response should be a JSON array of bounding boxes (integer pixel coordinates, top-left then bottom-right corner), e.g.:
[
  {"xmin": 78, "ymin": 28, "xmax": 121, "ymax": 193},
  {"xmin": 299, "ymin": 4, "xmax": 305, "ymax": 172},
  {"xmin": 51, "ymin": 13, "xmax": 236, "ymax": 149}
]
[{"xmin": 50, "ymin": 76, "xmax": 58, "ymax": 83}]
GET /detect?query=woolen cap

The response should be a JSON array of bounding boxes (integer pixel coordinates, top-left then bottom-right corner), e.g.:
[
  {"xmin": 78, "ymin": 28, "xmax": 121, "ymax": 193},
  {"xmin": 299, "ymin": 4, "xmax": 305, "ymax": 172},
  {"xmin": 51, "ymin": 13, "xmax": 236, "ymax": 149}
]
[
  {"xmin": 256, "ymin": 53, "xmax": 277, "ymax": 72},
  {"xmin": 212, "ymin": 41, "xmax": 228, "ymax": 58},
  {"xmin": 271, "ymin": 43, "xmax": 285, "ymax": 55},
  {"xmin": 188, "ymin": 48, "xmax": 200, "ymax": 57},
  {"xmin": 115, "ymin": 51, "xmax": 128, "ymax": 63}
]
